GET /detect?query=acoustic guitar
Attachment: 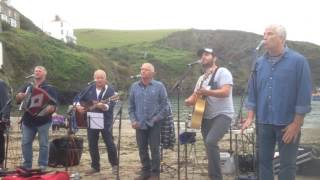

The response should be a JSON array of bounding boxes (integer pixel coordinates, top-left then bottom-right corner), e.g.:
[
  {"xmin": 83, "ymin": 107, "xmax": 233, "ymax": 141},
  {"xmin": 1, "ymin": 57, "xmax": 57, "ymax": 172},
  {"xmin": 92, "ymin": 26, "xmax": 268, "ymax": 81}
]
[
  {"xmin": 75, "ymin": 94, "xmax": 119, "ymax": 128},
  {"xmin": 190, "ymin": 71, "xmax": 212, "ymax": 129}
]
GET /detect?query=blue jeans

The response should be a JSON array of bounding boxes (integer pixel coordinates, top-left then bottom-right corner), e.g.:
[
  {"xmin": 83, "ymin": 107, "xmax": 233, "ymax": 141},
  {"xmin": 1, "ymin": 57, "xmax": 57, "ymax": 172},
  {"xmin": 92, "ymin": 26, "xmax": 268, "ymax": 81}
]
[
  {"xmin": 21, "ymin": 121, "xmax": 51, "ymax": 169},
  {"xmin": 258, "ymin": 124, "xmax": 300, "ymax": 180},
  {"xmin": 87, "ymin": 126, "xmax": 118, "ymax": 171},
  {"xmin": 136, "ymin": 122, "xmax": 161, "ymax": 176},
  {"xmin": 201, "ymin": 114, "xmax": 232, "ymax": 180}
]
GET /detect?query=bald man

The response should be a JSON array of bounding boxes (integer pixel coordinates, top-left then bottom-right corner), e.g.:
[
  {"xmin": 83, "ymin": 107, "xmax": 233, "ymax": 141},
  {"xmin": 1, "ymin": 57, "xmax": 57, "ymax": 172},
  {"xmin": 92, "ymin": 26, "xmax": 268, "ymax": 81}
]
[
  {"xmin": 128, "ymin": 63, "xmax": 169, "ymax": 180},
  {"xmin": 76, "ymin": 69, "xmax": 118, "ymax": 175}
]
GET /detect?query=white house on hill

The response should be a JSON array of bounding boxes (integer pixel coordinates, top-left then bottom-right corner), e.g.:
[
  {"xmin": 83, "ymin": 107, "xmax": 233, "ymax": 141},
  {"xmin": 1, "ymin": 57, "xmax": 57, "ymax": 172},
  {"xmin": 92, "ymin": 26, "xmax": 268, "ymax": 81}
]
[
  {"xmin": 0, "ymin": 0, "xmax": 20, "ymax": 28},
  {"xmin": 44, "ymin": 15, "xmax": 77, "ymax": 44}
]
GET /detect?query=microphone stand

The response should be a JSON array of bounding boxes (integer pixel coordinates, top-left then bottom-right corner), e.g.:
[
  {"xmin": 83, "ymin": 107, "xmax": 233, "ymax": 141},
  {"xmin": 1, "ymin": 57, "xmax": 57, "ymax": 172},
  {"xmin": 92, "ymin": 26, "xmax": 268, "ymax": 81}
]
[
  {"xmin": 0, "ymin": 98, "xmax": 12, "ymax": 170},
  {"xmin": 251, "ymin": 48, "xmax": 260, "ymax": 180},
  {"xmin": 65, "ymin": 83, "xmax": 94, "ymax": 174},
  {"xmin": 69, "ymin": 83, "xmax": 95, "ymax": 133},
  {"xmin": 113, "ymin": 100, "xmax": 123, "ymax": 180},
  {"xmin": 235, "ymin": 45, "xmax": 261, "ymax": 180},
  {"xmin": 171, "ymin": 65, "xmax": 194, "ymax": 180}
]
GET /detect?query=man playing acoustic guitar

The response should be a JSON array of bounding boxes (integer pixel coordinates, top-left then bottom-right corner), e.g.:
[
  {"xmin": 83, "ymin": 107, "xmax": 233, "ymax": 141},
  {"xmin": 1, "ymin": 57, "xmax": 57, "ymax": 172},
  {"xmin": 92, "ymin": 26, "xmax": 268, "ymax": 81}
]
[
  {"xmin": 76, "ymin": 69, "xmax": 118, "ymax": 175},
  {"xmin": 185, "ymin": 48, "xmax": 234, "ymax": 180}
]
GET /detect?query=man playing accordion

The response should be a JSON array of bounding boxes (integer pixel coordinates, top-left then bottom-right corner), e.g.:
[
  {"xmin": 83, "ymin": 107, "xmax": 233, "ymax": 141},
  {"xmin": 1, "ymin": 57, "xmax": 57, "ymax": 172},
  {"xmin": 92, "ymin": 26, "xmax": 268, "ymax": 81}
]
[{"xmin": 15, "ymin": 66, "xmax": 58, "ymax": 171}]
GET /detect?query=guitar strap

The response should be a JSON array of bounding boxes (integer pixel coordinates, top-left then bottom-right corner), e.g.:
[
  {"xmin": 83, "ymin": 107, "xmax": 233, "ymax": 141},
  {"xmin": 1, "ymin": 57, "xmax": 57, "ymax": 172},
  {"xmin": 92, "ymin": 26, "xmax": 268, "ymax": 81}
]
[
  {"xmin": 98, "ymin": 85, "xmax": 108, "ymax": 101},
  {"xmin": 208, "ymin": 66, "xmax": 220, "ymax": 90}
]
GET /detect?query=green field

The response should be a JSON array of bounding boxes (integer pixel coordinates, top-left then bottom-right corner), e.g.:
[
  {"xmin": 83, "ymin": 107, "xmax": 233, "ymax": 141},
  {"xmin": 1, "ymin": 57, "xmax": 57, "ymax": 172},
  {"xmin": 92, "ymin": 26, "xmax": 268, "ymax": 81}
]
[{"xmin": 75, "ymin": 29, "xmax": 181, "ymax": 49}]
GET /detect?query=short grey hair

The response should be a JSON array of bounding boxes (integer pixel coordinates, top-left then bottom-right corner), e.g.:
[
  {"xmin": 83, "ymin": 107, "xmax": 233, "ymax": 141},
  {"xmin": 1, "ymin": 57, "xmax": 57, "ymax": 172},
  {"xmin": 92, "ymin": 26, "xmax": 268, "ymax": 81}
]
[
  {"xmin": 267, "ymin": 24, "xmax": 287, "ymax": 41},
  {"xmin": 34, "ymin": 66, "xmax": 47, "ymax": 76}
]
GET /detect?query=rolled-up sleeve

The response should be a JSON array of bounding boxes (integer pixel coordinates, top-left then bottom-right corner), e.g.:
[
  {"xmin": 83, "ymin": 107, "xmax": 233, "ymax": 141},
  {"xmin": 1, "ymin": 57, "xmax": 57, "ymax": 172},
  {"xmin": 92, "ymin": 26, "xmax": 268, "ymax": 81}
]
[{"xmin": 295, "ymin": 58, "xmax": 312, "ymax": 115}]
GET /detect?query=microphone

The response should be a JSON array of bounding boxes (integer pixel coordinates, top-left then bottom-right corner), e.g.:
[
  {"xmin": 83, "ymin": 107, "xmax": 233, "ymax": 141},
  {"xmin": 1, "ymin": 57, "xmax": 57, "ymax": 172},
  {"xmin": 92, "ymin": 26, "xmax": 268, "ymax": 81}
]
[
  {"xmin": 187, "ymin": 59, "xmax": 201, "ymax": 66},
  {"xmin": 130, "ymin": 74, "xmax": 141, "ymax": 79},
  {"xmin": 255, "ymin": 40, "xmax": 265, "ymax": 51},
  {"xmin": 25, "ymin": 74, "xmax": 35, "ymax": 79},
  {"xmin": 87, "ymin": 80, "xmax": 96, "ymax": 85}
]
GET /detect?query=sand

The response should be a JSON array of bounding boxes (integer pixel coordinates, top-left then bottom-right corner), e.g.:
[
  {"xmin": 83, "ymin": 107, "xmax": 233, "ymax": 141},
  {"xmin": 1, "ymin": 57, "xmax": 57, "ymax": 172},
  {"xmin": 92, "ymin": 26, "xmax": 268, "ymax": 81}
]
[{"xmin": 3, "ymin": 117, "xmax": 320, "ymax": 180}]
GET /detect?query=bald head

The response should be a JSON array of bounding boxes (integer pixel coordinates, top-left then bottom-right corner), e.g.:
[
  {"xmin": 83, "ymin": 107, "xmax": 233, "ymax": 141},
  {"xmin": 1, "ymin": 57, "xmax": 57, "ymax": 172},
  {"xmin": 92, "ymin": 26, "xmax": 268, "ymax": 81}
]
[
  {"xmin": 94, "ymin": 69, "xmax": 107, "ymax": 79},
  {"xmin": 140, "ymin": 63, "xmax": 156, "ymax": 83},
  {"xmin": 93, "ymin": 69, "xmax": 107, "ymax": 89},
  {"xmin": 141, "ymin": 63, "xmax": 155, "ymax": 72}
]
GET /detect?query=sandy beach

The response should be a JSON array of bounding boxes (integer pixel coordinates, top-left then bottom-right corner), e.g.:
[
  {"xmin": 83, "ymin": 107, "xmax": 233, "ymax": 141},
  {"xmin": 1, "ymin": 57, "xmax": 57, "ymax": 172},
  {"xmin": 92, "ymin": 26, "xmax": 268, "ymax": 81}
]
[{"xmin": 3, "ymin": 117, "xmax": 320, "ymax": 180}]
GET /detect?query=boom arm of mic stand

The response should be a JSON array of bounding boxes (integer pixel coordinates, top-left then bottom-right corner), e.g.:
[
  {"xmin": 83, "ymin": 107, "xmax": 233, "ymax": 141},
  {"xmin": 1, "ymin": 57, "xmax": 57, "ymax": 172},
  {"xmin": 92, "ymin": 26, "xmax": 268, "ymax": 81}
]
[
  {"xmin": 67, "ymin": 84, "xmax": 93, "ymax": 134},
  {"xmin": 170, "ymin": 66, "xmax": 193, "ymax": 93}
]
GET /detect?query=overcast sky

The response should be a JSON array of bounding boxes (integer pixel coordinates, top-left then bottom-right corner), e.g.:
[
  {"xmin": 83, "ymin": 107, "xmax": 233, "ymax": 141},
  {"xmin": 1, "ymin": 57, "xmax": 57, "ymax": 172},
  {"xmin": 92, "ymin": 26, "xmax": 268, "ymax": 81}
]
[{"xmin": 10, "ymin": 0, "xmax": 320, "ymax": 45}]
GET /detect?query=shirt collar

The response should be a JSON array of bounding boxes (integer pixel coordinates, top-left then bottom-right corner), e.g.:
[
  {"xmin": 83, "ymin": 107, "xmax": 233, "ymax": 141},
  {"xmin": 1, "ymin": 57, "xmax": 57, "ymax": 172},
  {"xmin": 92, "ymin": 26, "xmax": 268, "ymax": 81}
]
[
  {"xmin": 263, "ymin": 47, "xmax": 289, "ymax": 60},
  {"xmin": 138, "ymin": 79, "xmax": 154, "ymax": 87}
]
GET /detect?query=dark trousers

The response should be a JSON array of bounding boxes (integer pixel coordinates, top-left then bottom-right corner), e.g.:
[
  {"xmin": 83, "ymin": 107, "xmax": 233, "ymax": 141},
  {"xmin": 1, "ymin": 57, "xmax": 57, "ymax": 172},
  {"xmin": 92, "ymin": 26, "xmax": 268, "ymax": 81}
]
[
  {"xmin": 136, "ymin": 122, "xmax": 161, "ymax": 176},
  {"xmin": 87, "ymin": 126, "xmax": 118, "ymax": 171}
]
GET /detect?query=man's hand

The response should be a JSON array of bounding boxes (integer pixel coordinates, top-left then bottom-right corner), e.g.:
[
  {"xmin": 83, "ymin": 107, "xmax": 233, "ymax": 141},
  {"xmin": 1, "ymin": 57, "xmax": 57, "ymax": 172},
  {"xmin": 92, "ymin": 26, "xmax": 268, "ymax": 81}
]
[
  {"xmin": 15, "ymin": 92, "xmax": 26, "ymax": 103},
  {"xmin": 131, "ymin": 121, "xmax": 140, "ymax": 129},
  {"xmin": 185, "ymin": 94, "xmax": 197, "ymax": 106},
  {"xmin": 282, "ymin": 121, "xmax": 301, "ymax": 144},
  {"xmin": 95, "ymin": 102, "xmax": 108, "ymax": 111},
  {"xmin": 46, "ymin": 105, "xmax": 56, "ymax": 114},
  {"xmin": 76, "ymin": 105, "xmax": 86, "ymax": 114},
  {"xmin": 241, "ymin": 118, "xmax": 253, "ymax": 134},
  {"xmin": 195, "ymin": 87, "xmax": 207, "ymax": 96}
]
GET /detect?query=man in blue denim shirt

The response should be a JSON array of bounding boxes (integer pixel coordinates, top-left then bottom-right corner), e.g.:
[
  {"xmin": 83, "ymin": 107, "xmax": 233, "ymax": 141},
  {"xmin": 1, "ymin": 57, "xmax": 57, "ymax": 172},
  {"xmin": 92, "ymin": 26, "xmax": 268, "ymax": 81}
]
[
  {"xmin": 242, "ymin": 25, "xmax": 312, "ymax": 180},
  {"xmin": 128, "ymin": 63, "xmax": 169, "ymax": 180}
]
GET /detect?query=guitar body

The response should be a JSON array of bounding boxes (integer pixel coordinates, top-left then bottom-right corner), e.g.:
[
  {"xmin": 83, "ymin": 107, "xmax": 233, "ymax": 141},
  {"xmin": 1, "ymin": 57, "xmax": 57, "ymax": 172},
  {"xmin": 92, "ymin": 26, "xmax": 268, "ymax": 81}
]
[
  {"xmin": 189, "ymin": 66, "xmax": 218, "ymax": 129},
  {"xmin": 75, "ymin": 111, "xmax": 87, "ymax": 129},
  {"xmin": 75, "ymin": 95, "xmax": 119, "ymax": 129},
  {"xmin": 190, "ymin": 96, "xmax": 206, "ymax": 129}
]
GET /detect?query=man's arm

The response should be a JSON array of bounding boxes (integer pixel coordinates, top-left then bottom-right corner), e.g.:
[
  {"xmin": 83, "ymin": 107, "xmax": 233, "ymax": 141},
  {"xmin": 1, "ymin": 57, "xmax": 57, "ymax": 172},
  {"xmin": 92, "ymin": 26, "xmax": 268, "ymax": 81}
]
[
  {"xmin": 282, "ymin": 57, "xmax": 312, "ymax": 144},
  {"xmin": 196, "ymin": 84, "xmax": 232, "ymax": 98},
  {"xmin": 151, "ymin": 83, "xmax": 169, "ymax": 122}
]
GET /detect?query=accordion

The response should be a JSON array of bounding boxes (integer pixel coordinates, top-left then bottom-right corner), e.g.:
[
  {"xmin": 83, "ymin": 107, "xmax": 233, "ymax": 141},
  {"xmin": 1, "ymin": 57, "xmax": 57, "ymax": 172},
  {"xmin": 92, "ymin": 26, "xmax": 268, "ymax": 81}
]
[{"xmin": 22, "ymin": 86, "xmax": 56, "ymax": 117}]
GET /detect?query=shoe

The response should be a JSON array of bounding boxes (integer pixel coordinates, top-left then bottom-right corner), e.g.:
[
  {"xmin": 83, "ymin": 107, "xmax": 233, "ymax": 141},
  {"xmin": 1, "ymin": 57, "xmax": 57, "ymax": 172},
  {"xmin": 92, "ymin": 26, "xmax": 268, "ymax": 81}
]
[
  {"xmin": 133, "ymin": 174, "xmax": 150, "ymax": 180},
  {"xmin": 112, "ymin": 165, "xmax": 118, "ymax": 175},
  {"xmin": 148, "ymin": 175, "xmax": 159, "ymax": 180},
  {"xmin": 85, "ymin": 168, "xmax": 100, "ymax": 175}
]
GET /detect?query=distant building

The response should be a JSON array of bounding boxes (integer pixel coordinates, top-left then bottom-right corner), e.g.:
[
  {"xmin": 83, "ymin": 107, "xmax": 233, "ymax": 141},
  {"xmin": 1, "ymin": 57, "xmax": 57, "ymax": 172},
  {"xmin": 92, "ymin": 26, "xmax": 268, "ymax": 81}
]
[
  {"xmin": 0, "ymin": 0, "xmax": 20, "ymax": 28},
  {"xmin": 43, "ymin": 15, "xmax": 77, "ymax": 44}
]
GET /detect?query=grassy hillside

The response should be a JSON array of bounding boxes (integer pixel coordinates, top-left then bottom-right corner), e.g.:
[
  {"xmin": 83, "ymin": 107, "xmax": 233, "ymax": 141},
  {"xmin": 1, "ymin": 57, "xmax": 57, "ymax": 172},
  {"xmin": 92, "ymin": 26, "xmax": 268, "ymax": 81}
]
[
  {"xmin": 0, "ymin": 29, "xmax": 119, "ymax": 103},
  {"xmin": 75, "ymin": 29, "xmax": 180, "ymax": 49},
  {"xmin": 1, "ymin": 26, "xmax": 319, "ymax": 104}
]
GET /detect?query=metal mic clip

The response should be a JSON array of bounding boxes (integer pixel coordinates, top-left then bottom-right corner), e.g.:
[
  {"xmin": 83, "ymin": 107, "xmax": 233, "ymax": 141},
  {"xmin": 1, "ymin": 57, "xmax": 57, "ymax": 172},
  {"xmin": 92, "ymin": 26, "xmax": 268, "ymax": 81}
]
[
  {"xmin": 130, "ymin": 74, "xmax": 141, "ymax": 79},
  {"xmin": 87, "ymin": 80, "xmax": 96, "ymax": 85},
  {"xmin": 187, "ymin": 60, "xmax": 201, "ymax": 66},
  {"xmin": 255, "ymin": 40, "xmax": 265, "ymax": 51},
  {"xmin": 25, "ymin": 74, "xmax": 35, "ymax": 79}
]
